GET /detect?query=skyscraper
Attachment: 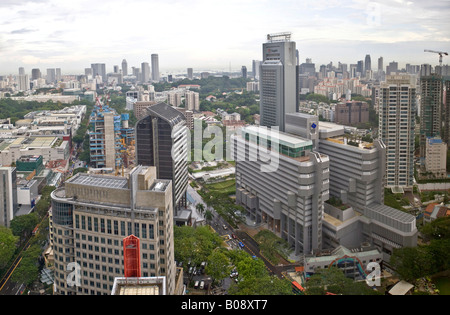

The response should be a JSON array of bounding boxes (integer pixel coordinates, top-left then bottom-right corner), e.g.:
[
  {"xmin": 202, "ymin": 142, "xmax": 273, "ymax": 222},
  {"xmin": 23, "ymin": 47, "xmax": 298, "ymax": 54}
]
[
  {"xmin": 151, "ymin": 54, "xmax": 160, "ymax": 82},
  {"xmin": 46, "ymin": 68, "xmax": 56, "ymax": 84},
  {"xmin": 379, "ymin": 75, "xmax": 416, "ymax": 191},
  {"xmin": 420, "ymin": 74, "xmax": 445, "ymax": 160},
  {"xmin": 259, "ymin": 32, "xmax": 298, "ymax": 132},
  {"xmin": 122, "ymin": 59, "xmax": 128, "ymax": 76},
  {"xmin": 18, "ymin": 74, "xmax": 30, "ymax": 91},
  {"xmin": 91, "ymin": 63, "xmax": 107, "ymax": 82},
  {"xmin": 365, "ymin": 54, "xmax": 371, "ymax": 73},
  {"xmin": 378, "ymin": 57, "xmax": 383, "ymax": 71},
  {"xmin": 0, "ymin": 167, "xmax": 17, "ymax": 228},
  {"xmin": 31, "ymin": 68, "xmax": 41, "ymax": 80},
  {"xmin": 56, "ymin": 68, "xmax": 62, "ymax": 82},
  {"xmin": 232, "ymin": 125, "xmax": 329, "ymax": 255},
  {"xmin": 187, "ymin": 68, "xmax": 193, "ymax": 80},
  {"xmin": 141, "ymin": 62, "xmax": 150, "ymax": 83},
  {"xmin": 356, "ymin": 60, "xmax": 364, "ymax": 76},
  {"xmin": 135, "ymin": 102, "xmax": 189, "ymax": 219},
  {"xmin": 241, "ymin": 66, "xmax": 247, "ymax": 78}
]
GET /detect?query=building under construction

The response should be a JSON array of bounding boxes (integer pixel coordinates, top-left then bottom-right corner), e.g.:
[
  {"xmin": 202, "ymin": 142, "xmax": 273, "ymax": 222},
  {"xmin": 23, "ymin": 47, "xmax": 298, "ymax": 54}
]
[{"xmin": 89, "ymin": 96, "xmax": 135, "ymax": 171}]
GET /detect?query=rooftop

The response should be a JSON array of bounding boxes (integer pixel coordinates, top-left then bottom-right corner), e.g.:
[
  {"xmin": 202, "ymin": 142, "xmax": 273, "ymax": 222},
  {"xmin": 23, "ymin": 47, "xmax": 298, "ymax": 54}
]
[
  {"xmin": 67, "ymin": 173, "xmax": 128, "ymax": 189},
  {"xmin": 242, "ymin": 125, "xmax": 312, "ymax": 149},
  {"xmin": 0, "ymin": 136, "xmax": 60, "ymax": 151},
  {"xmin": 111, "ymin": 277, "xmax": 166, "ymax": 295}
]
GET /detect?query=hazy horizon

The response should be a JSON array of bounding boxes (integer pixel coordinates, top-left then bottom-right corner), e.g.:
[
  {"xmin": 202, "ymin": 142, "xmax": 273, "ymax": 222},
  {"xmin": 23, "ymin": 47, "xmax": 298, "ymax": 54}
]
[{"xmin": 1, "ymin": 0, "xmax": 449, "ymax": 76}]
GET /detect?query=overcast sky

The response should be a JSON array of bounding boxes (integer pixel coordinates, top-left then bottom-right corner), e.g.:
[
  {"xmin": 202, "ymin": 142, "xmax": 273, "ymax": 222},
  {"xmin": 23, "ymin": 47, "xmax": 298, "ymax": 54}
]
[{"xmin": 0, "ymin": 0, "xmax": 449, "ymax": 75}]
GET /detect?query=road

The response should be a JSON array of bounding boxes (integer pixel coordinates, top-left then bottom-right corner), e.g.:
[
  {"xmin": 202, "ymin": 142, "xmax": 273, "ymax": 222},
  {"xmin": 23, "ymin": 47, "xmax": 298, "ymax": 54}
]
[
  {"xmin": 186, "ymin": 184, "xmax": 288, "ymax": 279},
  {"xmin": 0, "ymin": 213, "xmax": 49, "ymax": 295}
]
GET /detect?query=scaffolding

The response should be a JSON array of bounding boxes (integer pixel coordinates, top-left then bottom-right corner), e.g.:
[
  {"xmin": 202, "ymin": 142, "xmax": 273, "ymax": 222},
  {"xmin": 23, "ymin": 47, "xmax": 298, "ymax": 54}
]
[{"xmin": 267, "ymin": 32, "xmax": 292, "ymax": 42}]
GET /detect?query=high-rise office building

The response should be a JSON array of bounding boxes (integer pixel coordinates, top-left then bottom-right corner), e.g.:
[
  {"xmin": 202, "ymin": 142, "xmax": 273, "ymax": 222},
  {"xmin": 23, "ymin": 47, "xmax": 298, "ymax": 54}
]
[
  {"xmin": 259, "ymin": 32, "xmax": 298, "ymax": 132},
  {"xmin": 314, "ymin": 120, "xmax": 417, "ymax": 256},
  {"xmin": 141, "ymin": 62, "xmax": 150, "ymax": 83},
  {"xmin": 31, "ymin": 68, "xmax": 41, "ymax": 80},
  {"xmin": 252, "ymin": 60, "xmax": 262, "ymax": 80},
  {"xmin": 386, "ymin": 61, "xmax": 398, "ymax": 75},
  {"xmin": 378, "ymin": 57, "xmax": 383, "ymax": 72},
  {"xmin": 0, "ymin": 167, "xmax": 18, "ymax": 228},
  {"xmin": 91, "ymin": 63, "xmax": 107, "ymax": 83},
  {"xmin": 356, "ymin": 60, "xmax": 364, "ymax": 76},
  {"xmin": 187, "ymin": 68, "xmax": 193, "ymax": 80},
  {"xmin": 232, "ymin": 125, "xmax": 329, "ymax": 255},
  {"xmin": 50, "ymin": 166, "xmax": 177, "ymax": 295},
  {"xmin": 18, "ymin": 67, "xmax": 25, "ymax": 76},
  {"xmin": 18, "ymin": 74, "xmax": 30, "ymax": 91},
  {"xmin": 241, "ymin": 66, "xmax": 247, "ymax": 78},
  {"xmin": 56, "ymin": 68, "xmax": 62, "ymax": 82},
  {"xmin": 46, "ymin": 68, "xmax": 56, "ymax": 84},
  {"xmin": 151, "ymin": 54, "xmax": 160, "ymax": 82},
  {"xmin": 122, "ymin": 59, "xmax": 128, "ymax": 76},
  {"xmin": 135, "ymin": 103, "xmax": 189, "ymax": 219},
  {"xmin": 365, "ymin": 54, "xmax": 371, "ymax": 73},
  {"xmin": 379, "ymin": 75, "xmax": 416, "ymax": 191},
  {"xmin": 299, "ymin": 60, "xmax": 316, "ymax": 76}
]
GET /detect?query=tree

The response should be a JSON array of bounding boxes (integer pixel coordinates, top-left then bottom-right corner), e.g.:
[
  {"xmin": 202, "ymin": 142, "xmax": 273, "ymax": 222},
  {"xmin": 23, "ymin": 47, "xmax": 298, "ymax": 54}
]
[
  {"xmin": 196, "ymin": 203, "xmax": 205, "ymax": 217},
  {"xmin": 227, "ymin": 250, "xmax": 293, "ymax": 295},
  {"xmin": 390, "ymin": 246, "xmax": 436, "ymax": 281},
  {"xmin": 11, "ymin": 244, "xmax": 42, "ymax": 286},
  {"xmin": 420, "ymin": 216, "xmax": 450, "ymax": 241},
  {"xmin": 305, "ymin": 267, "xmax": 379, "ymax": 295},
  {"xmin": 205, "ymin": 249, "xmax": 232, "ymax": 286},
  {"xmin": 10, "ymin": 213, "xmax": 39, "ymax": 244},
  {"xmin": 0, "ymin": 226, "xmax": 18, "ymax": 270}
]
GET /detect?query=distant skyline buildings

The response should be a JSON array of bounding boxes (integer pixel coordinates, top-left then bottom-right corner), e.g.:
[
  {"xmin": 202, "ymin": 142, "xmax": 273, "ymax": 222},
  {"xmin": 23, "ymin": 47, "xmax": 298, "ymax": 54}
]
[
  {"xmin": 0, "ymin": 1, "xmax": 449, "ymax": 75},
  {"xmin": 151, "ymin": 54, "xmax": 160, "ymax": 82}
]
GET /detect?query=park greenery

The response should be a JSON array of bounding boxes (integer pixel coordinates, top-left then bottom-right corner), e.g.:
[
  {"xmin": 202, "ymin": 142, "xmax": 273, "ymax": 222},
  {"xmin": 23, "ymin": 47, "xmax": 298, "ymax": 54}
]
[
  {"xmin": 153, "ymin": 76, "xmax": 249, "ymax": 95},
  {"xmin": 0, "ymin": 185, "xmax": 54, "ymax": 289},
  {"xmin": 0, "ymin": 98, "xmax": 68, "ymax": 124},
  {"xmin": 173, "ymin": 225, "xmax": 293, "ymax": 295},
  {"xmin": 390, "ymin": 216, "xmax": 450, "ymax": 283},
  {"xmin": 305, "ymin": 267, "xmax": 381, "ymax": 295}
]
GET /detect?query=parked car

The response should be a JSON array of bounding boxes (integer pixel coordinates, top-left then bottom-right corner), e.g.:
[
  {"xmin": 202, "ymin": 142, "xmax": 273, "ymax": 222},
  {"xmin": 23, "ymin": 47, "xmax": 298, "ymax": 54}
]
[{"xmin": 200, "ymin": 281, "xmax": 205, "ymax": 290}]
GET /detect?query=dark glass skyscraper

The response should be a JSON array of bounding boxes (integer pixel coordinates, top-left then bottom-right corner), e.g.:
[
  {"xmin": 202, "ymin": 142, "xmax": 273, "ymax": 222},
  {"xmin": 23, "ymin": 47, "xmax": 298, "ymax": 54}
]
[{"xmin": 135, "ymin": 103, "xmax": 188, "ymax": 217}]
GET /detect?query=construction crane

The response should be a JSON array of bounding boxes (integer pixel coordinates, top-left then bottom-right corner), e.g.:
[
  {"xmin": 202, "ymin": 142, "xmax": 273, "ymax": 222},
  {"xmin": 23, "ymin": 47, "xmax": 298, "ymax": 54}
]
[{"xmin": 424, "ymin": 49, "xmax": 448, "ymax": 67}]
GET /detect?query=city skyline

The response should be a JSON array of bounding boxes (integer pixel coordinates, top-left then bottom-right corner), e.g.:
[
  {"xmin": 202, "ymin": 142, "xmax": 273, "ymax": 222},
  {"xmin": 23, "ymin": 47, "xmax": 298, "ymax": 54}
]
[{"xmin": 0, "ymin": 0, "xmax": 449, "ymax": 75}]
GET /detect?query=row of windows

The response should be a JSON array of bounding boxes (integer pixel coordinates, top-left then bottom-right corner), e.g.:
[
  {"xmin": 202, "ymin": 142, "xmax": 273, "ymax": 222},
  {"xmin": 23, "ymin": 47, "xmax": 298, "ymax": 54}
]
[{"xmin": 74, "ymin": 214, "xmax": 157, "ymax": 239}]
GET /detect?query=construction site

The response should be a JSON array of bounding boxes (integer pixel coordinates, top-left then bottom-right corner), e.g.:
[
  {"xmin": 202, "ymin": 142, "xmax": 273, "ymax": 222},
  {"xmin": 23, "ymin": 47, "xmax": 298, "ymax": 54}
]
[{"xmin": 88, "ymin": 94, "xmax": 135, "ymax": 175}]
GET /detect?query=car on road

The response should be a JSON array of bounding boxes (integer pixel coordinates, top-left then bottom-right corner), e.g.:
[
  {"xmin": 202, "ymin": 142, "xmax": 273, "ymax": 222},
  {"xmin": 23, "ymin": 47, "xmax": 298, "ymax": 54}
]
[
  {"xmin": 239, "ymin": 242, "xmax": 244, "ymax": 248},
  {"xmin": 223, "ymin": 225, "xmax": 227, "ymax": 230},
  {"xmin": 200, "ymin": 281, "xmax": 205, "ymax": 290}
]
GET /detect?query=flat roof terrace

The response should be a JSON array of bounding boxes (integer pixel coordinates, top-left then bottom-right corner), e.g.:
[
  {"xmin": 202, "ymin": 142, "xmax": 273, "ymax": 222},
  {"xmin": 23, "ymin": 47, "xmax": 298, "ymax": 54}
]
[{"xmin": 67, "ymin": 173, "xmax": 129, "ymax": 189}]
